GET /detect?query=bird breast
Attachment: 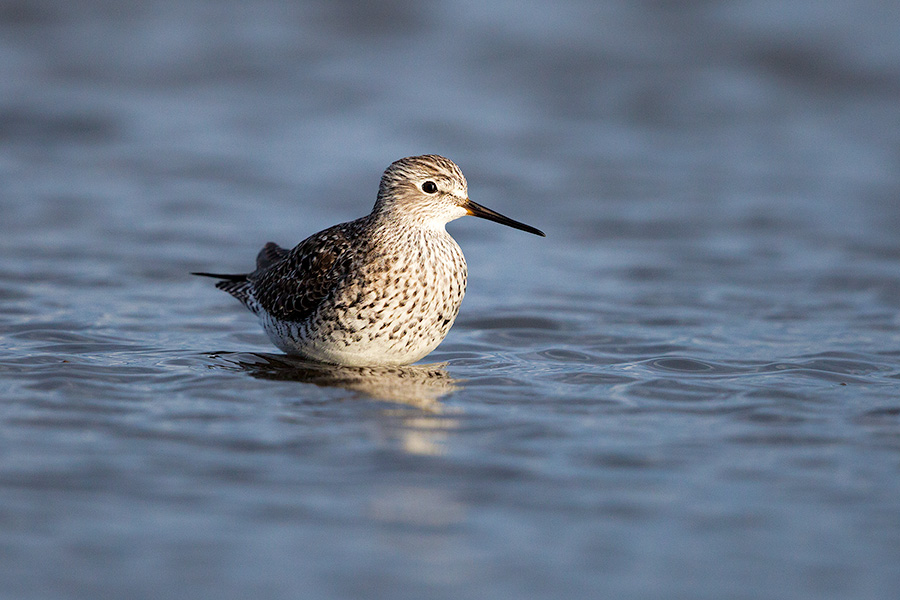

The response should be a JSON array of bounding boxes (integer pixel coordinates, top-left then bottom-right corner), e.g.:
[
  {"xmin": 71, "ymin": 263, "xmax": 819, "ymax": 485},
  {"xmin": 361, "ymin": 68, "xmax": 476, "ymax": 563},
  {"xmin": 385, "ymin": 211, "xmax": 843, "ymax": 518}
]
[{"xmin": 326, "ymin": 229, "xmax": 467, "ymax": 342}]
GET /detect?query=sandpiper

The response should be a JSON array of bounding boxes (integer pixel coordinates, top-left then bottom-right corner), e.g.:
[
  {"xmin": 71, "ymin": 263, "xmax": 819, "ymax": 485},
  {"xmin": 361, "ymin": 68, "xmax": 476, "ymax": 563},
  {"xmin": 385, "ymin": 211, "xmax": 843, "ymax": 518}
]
[{"xmin": 194, "ymin": 155, "xmax": 544, "ymax": 366}]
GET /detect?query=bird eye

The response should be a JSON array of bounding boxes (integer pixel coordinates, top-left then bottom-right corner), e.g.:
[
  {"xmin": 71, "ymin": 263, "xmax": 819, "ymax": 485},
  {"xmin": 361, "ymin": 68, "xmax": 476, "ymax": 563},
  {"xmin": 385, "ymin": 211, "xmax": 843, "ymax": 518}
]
[{"xmin": 421, "ymin": 181, "xmax": 438, "ymax": 194}]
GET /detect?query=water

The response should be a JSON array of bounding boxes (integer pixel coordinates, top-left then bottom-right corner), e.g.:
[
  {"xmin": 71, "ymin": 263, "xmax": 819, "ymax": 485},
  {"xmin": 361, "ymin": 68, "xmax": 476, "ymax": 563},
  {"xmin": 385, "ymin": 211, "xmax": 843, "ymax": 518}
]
[{"xmin": 2, "ymin": 1, "xmax": 900, "ymax": 598}]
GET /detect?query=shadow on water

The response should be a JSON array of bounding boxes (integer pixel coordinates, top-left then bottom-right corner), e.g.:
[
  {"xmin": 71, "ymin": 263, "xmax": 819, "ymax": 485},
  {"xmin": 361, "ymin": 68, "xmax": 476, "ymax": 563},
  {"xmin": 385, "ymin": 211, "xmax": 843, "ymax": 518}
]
[{"xmin": 206, "ymin": 351, "xmax": 461, "ymax": 410}]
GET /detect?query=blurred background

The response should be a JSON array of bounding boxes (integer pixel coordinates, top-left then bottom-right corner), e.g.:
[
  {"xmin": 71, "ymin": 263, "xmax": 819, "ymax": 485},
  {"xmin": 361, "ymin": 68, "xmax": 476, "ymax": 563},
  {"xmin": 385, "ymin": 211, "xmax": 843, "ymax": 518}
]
[{"xmin": 2, "ymin": 1, "xmax": 899, "ymax": 599}]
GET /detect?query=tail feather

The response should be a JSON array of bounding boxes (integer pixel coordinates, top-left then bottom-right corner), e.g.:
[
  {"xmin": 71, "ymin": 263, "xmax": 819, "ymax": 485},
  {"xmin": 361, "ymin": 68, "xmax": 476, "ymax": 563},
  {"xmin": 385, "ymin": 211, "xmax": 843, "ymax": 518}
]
[
  {"xmin": 191, "ymin": 272, "xmax": 247, "ymax": 281},
  {"xmin": 192, "ymin": 271, "xmax": 254, "ymax": 308}
]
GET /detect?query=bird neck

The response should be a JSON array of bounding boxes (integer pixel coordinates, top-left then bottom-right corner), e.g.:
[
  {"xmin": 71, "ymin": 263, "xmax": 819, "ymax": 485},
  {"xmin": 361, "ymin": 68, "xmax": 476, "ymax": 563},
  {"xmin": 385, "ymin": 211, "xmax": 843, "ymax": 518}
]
[{"xmin": 369, "ymin": 206, "xmax": 449, "ymax": 236}]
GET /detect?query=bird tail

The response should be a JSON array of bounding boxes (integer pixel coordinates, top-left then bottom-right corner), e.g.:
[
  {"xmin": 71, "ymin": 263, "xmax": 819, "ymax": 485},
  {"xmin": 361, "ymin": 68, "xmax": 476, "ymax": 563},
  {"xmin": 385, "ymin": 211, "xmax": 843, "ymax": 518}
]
[
  {"xmin": 191, "ymin": 271, "xmax": 248, "ymax": 282},
  {"xmin": 192, "ymin": 272, "xmax": 254, "ymax": 308}
]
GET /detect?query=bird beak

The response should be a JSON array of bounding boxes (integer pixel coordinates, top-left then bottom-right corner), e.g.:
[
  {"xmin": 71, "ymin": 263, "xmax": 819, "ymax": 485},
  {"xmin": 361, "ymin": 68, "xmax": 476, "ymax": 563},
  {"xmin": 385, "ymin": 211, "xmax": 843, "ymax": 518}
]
[{"xmin": 463, "ymin": 199, "xmax": 546, "ymax": 237}]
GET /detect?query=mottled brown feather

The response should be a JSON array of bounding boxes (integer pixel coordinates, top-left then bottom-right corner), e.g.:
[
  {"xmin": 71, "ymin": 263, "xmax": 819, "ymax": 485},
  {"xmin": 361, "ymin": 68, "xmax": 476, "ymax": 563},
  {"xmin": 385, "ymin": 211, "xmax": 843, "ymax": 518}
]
[
  {"xmin": 256, "ymin": 242, "xmax": 289, "ymax": 270},
  {"xmin": 196, "ymin": 154, "xmax": 541, "ymax": 366},
  {"xmin": 248, "ymin": 222, "xmax": 360, "ymax": 323}
]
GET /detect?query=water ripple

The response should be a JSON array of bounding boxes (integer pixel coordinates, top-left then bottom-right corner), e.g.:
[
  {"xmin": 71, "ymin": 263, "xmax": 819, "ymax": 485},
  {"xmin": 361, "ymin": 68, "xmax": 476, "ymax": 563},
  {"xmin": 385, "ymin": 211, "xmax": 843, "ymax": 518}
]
[{"xmin": 2, "ymin": 2, "xmax": 900, "ymax": 598}]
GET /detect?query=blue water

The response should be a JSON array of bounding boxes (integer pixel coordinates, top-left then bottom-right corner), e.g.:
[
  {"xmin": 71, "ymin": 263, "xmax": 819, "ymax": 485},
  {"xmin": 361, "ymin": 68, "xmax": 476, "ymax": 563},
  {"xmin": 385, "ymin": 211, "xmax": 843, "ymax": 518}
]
[{"xmin": 2, "ymin": 1, "xmax": 900, "ymax": 598}]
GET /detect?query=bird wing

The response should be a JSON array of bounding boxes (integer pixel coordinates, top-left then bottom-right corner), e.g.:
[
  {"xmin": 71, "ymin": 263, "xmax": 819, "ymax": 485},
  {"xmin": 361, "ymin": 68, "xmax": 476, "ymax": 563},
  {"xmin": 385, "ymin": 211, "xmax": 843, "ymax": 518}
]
[
  {"xmin": 255, "ymin": 242, "xmax": 290, "ymax": 270},
  {"xmin": 249, "ymin": 222, "xmax": 359, "ymax": 323}
]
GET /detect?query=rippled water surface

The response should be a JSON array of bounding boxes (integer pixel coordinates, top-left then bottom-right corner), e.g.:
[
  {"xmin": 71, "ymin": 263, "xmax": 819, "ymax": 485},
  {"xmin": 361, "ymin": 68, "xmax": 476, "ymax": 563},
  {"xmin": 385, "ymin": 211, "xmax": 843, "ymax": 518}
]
[{"xmin": 3, "ymin": 1, "xmax": 900, "ymax": 598}]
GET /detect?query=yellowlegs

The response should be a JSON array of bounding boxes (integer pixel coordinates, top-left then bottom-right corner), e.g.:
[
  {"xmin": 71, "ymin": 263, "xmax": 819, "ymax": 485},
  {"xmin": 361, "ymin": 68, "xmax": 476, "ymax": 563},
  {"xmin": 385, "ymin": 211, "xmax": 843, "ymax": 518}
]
[{"xmin": 194, "ymin": 155, "xmax": 544, "ymax": 366}]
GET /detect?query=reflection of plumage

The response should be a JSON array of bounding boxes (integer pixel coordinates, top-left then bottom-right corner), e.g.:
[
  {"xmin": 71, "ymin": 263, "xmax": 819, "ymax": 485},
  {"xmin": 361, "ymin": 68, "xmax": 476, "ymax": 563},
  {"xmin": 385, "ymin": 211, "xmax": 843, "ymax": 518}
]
[
  {"xmin": 195, "ymin": 155, "xmax": 544, "ymax": 366},
  {"xmin": 219, "ymin": 352, "xmax": 460, "ymax": 409}
]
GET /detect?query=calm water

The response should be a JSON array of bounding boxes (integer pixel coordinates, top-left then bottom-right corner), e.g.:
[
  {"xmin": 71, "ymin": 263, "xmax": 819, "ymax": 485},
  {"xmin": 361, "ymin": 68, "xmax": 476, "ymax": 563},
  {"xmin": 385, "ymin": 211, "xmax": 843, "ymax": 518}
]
[{"xmin": 2, "ymin": 1, "xmax": 900, "ymax": 598}]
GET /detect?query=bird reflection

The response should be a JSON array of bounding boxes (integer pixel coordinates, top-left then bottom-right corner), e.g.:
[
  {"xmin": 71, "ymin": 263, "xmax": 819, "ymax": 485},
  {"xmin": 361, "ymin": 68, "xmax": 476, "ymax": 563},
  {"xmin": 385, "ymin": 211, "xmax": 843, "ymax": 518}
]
[
  {"xmin": 209, "ymin": 352, "xmax": 461, "ymax": 411},
  {"xmin": 209, "ymin": 352, "xmax": 462, "ymax": 455}
]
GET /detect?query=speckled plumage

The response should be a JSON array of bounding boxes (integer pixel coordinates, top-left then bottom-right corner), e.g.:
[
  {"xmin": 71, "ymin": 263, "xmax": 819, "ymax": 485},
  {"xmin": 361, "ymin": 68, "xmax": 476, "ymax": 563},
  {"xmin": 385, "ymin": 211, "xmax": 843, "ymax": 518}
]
[{"xmin": 196, "ymin": 155, "xmax": 544, "ymax": 366}]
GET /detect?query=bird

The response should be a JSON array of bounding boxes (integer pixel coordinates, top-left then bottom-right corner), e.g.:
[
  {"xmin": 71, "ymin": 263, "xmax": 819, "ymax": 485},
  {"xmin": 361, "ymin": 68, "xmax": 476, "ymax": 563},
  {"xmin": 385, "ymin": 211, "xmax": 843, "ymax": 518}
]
[{"xmin": 194, "ymin": 154, "xmax": 545, "ymax": 367}]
